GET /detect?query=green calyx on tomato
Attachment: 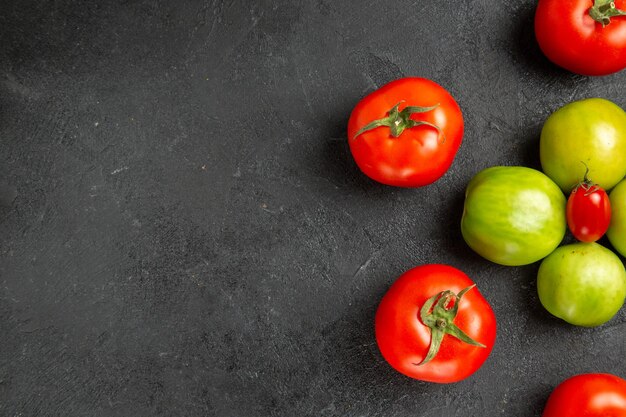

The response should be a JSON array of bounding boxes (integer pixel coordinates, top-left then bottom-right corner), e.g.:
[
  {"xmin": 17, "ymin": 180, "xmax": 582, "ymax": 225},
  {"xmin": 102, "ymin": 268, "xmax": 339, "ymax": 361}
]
[
  {"xmin": 417, "ymin": 285, "xmax": 485, "ymax": 365},
  {"xmin": 573, "ymin": 162, "xmax": 595, "ymax": 191},
  {"xmin": 353, "ymin": 101, "xmax": 442, "ymax": 140},
  {"xmin": 348, "ymin": 77, "xmax": 464, "ymax": 187},
  {"xmin": 589, "ymin": 0, "xmax": 626, "ymax": 27}
]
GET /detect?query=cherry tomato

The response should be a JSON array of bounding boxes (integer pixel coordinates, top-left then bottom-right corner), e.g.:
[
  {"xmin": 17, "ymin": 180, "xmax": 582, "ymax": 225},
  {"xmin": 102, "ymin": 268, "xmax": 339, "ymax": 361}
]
[
  {"xmin": 375, "ymin": 264, "xmax": 496, "ymax": 383},
  {"xmin": 567, "ymin": 178, "xmax": 611, "ymax": 242},
  {"xmin": 535, "ymin": 0, "xmax": 626, "ymax": 76},
  {"xmin": 347, "ymin": 77, "xmax": 463, "ymax": 187},
  {"xmin": 543, "ymin": 373, "xmax": 626, "ymax": 417}
]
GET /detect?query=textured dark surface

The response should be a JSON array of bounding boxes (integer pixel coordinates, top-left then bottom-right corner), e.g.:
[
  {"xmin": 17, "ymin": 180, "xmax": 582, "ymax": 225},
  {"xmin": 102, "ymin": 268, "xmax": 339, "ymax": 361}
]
[{"xmin": 0, "ymin": 0, "xmax": 625, "ymax": 416}]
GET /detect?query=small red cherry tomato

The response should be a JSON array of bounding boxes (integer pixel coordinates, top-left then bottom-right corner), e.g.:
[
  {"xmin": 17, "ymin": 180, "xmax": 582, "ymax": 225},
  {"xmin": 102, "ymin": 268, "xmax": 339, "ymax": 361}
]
[
  {"xmin": 535, "ymin": 0, "xmax": 626, "ymax": 76},
  {"xmin": 543, "ymin": 373, "xmax": 626, "ymax": 417},
  {"xmin": 375, "ymin": 264, "xmax": 496, "ymax": 383},
  {"xmin": 347, "ymin": 77, "xmax": 464, "ymax": 187},
  {"xmin": 566, "ymin": 177, "xmax": 611, "ymax": 242}
]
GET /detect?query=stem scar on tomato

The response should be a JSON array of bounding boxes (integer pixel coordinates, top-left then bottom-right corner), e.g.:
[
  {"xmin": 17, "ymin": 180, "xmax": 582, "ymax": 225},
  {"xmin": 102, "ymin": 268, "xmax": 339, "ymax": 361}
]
[
  {"xmin": 414, "ymin": 285, "xmax": 486, "ymax": 366},
  {"xmin": 352, "ymin": 101, "xmax": 445, "ymax": 142},
  {"xmin": 589, "ymin": 0, "xmax": 626, "ymax": 27}
]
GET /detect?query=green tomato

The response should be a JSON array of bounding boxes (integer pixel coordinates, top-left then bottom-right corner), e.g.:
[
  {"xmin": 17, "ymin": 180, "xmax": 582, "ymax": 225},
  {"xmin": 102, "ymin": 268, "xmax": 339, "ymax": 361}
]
[
  {"xmin": 607, "ymin": 179, "xmax": 626, "ymax": 257},
  {"xmin": 537, "ymin": 242, "xmax": 626, "ymax": 327},
  {"xmin": 540, "ymin": 98, "xmax": 626, "ymax": 193},
  {"xmin": 461, "ymin": 166, "xmax": 566, "ymax": 266}
]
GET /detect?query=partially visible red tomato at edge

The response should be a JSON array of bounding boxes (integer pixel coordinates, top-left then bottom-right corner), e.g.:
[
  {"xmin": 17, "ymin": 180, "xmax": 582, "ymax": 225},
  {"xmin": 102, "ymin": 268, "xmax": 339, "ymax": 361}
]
[
  {"xmin": 543, "ymin": 373, "xmax": 626, "ymax": 417},
  {"xmin": 347, "ymin": 77, "xmax": 464, "ymax": 187},
  {"xmin": 535, "ymin": 0, "xmax": 626, "ymax": 76},
  {"xmin": 375, "ymin": 264, "xmax": 496, "ymax": 383},
  {"xmin": 567, "ymin": 182, "xmax": 611, "ymax": 242}
]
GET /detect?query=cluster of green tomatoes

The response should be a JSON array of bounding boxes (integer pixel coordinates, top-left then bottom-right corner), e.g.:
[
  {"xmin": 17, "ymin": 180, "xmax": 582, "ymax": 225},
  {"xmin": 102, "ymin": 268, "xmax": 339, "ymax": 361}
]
[{"xmin": 462, "ymin": 97, "xmax": 626, "ymax": 327}]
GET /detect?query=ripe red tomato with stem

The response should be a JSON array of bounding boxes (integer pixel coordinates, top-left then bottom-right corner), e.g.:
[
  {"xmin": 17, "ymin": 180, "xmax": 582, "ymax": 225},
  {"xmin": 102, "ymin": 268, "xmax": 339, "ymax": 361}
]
[
  {"xmin": 543, "ymin": 373, "xmax": 626, "ymax": 417},
  {"xmin": 375, "ymin": 264, "xmax": 496, "ymax": 383},
  {"xmin": 347, "ymin": 77, "xmax": 463, "ymax": 187},
  {"xmin": 535, "ymin": 0, "xmax": 626, "ymax": 76},
  {"xmin": 566, "ymin": 168, "xmax": 611, "ymax": 242}
]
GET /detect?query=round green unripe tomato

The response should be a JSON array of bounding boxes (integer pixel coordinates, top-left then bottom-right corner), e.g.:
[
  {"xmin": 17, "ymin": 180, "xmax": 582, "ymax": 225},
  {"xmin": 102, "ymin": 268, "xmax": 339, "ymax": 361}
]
[
  {"xmin": 537, "ymin": 242, "xmax": 626, "ymax": 327},
  {"xmin": 540, "ymin": 98, "xmax": 626, "ymax": 193},
  {"xmin": 461, "ymin": 166, "xmax": 566, "ymax": 266},
  {"xmin": 608, "ymin": 179, "xmax": 626, "ymax": 257}
]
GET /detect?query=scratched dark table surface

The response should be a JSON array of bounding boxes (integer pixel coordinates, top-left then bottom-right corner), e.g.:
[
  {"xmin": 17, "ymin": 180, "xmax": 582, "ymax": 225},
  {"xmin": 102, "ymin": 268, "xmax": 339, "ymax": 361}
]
[{"xmin": 1, "ymin": 1, "xmax": 625, "ymax": 416}]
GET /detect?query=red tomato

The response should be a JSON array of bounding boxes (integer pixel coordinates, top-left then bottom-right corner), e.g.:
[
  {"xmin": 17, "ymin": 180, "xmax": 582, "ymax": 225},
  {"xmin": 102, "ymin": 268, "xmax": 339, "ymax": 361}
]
[
  {"xmin": 535, "ymin": 0, "xmax": 626, "ymax": 76},
  {"xmin": 347, "ymin": 77, "xmax": 463, "ymax": 187},
  {"xmin": 567, "ymin": 179, "xmax": 611, "ymax": 242},
  {"xmin": 543, "ymin": 373, "xmax": 626, "ymax": 417},
  {"xmin": 375, "ymin": 264, "xmax": 496, "ymax": 383}
]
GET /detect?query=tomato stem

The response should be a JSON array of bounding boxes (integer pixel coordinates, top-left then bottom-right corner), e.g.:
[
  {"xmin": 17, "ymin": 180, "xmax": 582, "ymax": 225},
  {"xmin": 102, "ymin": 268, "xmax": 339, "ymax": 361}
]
[
  {"xmin": 414, "ymin": 285, "xmax": 485, "ymax": 366},
  {"xmin": 589, "ymin": 0, "xmax": 626, "ymax": 27},
  {"xmin": 352, "ymin": 101, "xmax": 444, "ymax": 141},
  {"xmin": 572, "ymin": 162, "xmax": 598, "ymax": 194}
]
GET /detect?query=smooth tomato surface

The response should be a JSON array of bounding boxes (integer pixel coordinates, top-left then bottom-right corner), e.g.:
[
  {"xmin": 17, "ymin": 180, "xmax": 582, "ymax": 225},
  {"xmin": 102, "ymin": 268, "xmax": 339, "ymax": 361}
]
[
  {"xmin": 567, "ymin": 182, "xmax": 611, "ymax": 242},
  {"xmin": 535, "ymin": 0, "xmax": 626, "ymax": 75},
  {"xmin": 461, "ymin": 166, "xmax": 566, "ymax": 266},
  {"xmin": 543, "ymin": 374, "xmax": 626, "ymax": 417},
  {"xmin": 537, "ymin": 242, "xmax": 626, "ymax": 327},
  {"xmin": 608, "ymin": 179, "xmax": 626, "ymax": 256},
  {"xmin": 375, "ymin": 264, "xmax": 496, "ymax": 383},
  {"xmin": 540, "ymin": 98, "xmax": 626, "ymax": 192},
  {"xmin": 348, "ymin": 77, "xmax": 463, "ymax": 187}
]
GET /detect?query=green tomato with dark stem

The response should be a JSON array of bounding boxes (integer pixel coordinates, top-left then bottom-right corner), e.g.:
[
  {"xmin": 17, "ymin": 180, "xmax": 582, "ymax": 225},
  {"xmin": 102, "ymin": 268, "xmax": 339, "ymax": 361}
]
[
  {"xmin": 608, "ymin": 179, "xmax": 626, "ymax": 257},
  {"xmin": 540, "ymin": 98, "xmax": 626, "ymax": 193},
  {"xmin": 461, "ymin": 166, "xmax": 566, "ymax": 266},
  {"xmin": 537, "ymin": 242, "xmax": 626, "ymax": 327}
]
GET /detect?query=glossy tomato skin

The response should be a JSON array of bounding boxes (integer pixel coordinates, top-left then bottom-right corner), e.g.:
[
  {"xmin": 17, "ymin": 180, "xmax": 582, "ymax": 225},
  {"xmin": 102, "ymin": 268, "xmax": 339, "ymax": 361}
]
[
  {"xmin": 348, "ymin": 78, "xmax": 463, "ymax": 187},
  {"xmin": 461, "ymin": 166, "xmax": 566, "ymax": 266},
  {"xmin": 543, "ymin": 374, "xmax": 626, "ymax": 417},
  {"xmin": 537, "ymin": 242, "xmax": 626, "ymax": 327},
  {"xmin": 535, "ymin": 0, "xmax": 626, "ymax": 75},
  {"xmin": 567, "ymin": 184, "xmax": 611, "ymax": 242},
  {"xmin": 540, "ymin": 98, "xmax": 626, "ymax": 193},
  {"xmin": 375, "ymin": 264, "xmax": 496, "ymax": 383}
]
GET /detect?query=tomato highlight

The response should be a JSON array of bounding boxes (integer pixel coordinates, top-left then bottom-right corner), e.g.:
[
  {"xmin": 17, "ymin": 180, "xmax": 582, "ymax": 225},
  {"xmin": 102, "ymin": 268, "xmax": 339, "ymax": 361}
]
[
  {"xmin": 543, "ymin": 374, "xmax": 626, "ymax": 417},
  {"xmin": 540, "ymin": 98, "xmax": 626, "ymax": 192}
]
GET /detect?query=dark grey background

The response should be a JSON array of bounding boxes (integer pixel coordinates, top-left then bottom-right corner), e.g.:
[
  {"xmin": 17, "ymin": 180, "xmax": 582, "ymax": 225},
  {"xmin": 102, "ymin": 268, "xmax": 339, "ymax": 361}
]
[{"xmin": 0, "ymin": 0, "xmax": 624, "ymax": 416}]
